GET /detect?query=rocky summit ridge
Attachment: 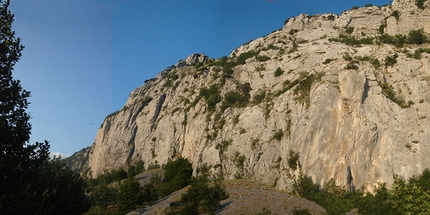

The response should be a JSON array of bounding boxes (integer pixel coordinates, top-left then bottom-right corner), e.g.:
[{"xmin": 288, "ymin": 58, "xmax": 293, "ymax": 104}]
[{"xmin": 72, "ymin": 0, "xmax": 430, "ymax": 192}]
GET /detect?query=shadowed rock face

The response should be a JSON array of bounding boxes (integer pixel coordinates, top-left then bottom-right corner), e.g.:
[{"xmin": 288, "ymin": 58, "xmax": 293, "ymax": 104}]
[{"xmin": 83, "ymin": 0, "xmax": 430, "ymax": 192}]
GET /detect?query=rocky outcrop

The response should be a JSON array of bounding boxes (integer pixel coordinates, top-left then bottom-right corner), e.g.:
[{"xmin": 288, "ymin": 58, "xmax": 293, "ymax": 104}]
[{"xmin": 83, "ymin": 0, "xmax": 430, "ymax": 193}]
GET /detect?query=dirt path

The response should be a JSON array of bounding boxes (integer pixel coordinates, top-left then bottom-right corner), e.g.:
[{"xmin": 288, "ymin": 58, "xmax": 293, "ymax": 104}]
[
  {"xmin": 128, "ymin": 179, "xmax": 325, "ymax": 215},
  {"xmin": 217, "ymin": 179, "xmax": 325, "ymax": 215}
]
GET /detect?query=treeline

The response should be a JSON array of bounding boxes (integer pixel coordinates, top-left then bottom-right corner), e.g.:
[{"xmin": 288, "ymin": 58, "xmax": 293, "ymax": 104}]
[
  {"xmin": 86, "ymin": 158, "xmax": 229, "ymax": 215},
  {"xmin": 86, "ymin": 160, "xmax": 145, "ymax": 187},
  {"xmin": 294, "ymin": 169, "xmax": 430, "ymax": 214}
]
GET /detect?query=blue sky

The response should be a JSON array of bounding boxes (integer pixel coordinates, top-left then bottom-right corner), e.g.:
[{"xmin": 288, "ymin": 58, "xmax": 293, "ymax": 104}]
[{"xmin": 10, "ymin": 0, "xmax": 389, "ymax": 156}]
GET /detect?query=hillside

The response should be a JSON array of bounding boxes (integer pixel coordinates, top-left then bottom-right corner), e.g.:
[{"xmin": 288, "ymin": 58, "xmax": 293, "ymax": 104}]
[{"xmin": 72, "ymin": 0, "xmax": 430, "ymax": 193}]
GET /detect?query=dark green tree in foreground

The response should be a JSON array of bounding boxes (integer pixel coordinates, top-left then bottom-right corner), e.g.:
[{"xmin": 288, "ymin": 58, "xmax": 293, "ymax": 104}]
[
  {"xmin": 0, "ymin": 0, "xmax": 49, "ymax": 213},
  {"xmin": 0, "ymin": 0, "xmax": 90, "ymax": 214},
  {"xmin": 117, "ymin": 177, "xmax": 145, "ymax": 212}
]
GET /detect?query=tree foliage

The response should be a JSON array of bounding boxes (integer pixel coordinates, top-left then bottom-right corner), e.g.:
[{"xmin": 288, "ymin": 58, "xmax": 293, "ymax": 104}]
[
  {"xmin": 117, "ymin": 177, "xmax": 145, "ymax": 212},
  {"xmin": 294, "ymin": 169, "xmax": 430, "ymax": 215},
  {"xmin": 165, "ymin": 171, "xmax": 229, "ymax": 215},
  {"xmin": 37, "ymin": 158, "xmax": 91, "ymax": 214},
  {"xmin": 0, "ymin": 1, "xmax": 91, "ymax": 213},
  {"xmin": 158, "ymin": 157, "xmax": 193, "ymax": 197}
]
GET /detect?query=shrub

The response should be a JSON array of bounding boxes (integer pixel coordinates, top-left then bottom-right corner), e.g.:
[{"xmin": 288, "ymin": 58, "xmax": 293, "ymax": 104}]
[
  {"xmin": 236, "ymin": 50, "xmax": 259, "ymax": 64},
  {"xmin": 199, "ymin": 84, "xmax": 221, "ymax": 112},
  {"xmin": 251, "ymin": 138, "xmax": 260, "ymax": 150},
  {"xmin": 381, "ymin": 82, "xmax": 409, "ymax": 108},
  {"xmin": 407, "ymin": 28, "xmax": 427, "ymax": 44},
  {"xmin": 352, "ymin": 6, "xmax": 360, "ymax": 9},
  {"xmin": 234, "ymin": 152, "xmax": 246, "ymax": 168},
  {"xmin": 267, "ymin": 44, "xmax": 279, "ymax": 50},
  {"xmin": 329, "ymin": 34, "xmax": 374, "ymax": 46},
  {"xmin": 413, "ymin": 48, "xmax": 430, "ymax": 59},
  {"xmin": 253, "ymin": 90, "xmax": 266, "ymax": 104},
  {"xmin": 293, "ymin": 173, "xmax": 319, "ymax": 200},
  {"xmin": 379, "ymin": 34, "xmax": 406, "ymax": 47},
  {"xmin": 221, "ymin": 82, "xmax": 251, "ymax": 111},
  {"xmin": 274, "ymin": 79, "xmax": 299, "ymax": 97},
  {"xmin": 416, "ymin": 0, "xmax": 426, "ymax": 9},
  {"xmin": 391, "ymin": 10, "xmax": 400, "ymax": 20},
  {"xmin": 378, "ymin": 24, "xmax": 386, "ymax": 35},
  {"xmin": 345, "ymin": 26, "xmax": 354, "ymax": 34},
  {"xmin": 293, "ymin": 72, "xmax": 325, "ymax": 108},
  {"xmin": 323, "ymin": 58, "xmax": 336, "ymax": 64},
  {"xmin": 370, "ymin": 58, "xmax": 381, "ymax": 68},
  {"xmin": 272, "ymin": 129, "xmax": 283, "ymax": 141},
  {"xmin": 288, "ymin": 40, "xmax": 298, "ymax": 53},
  {"xmin": 288, "ymin": 150, "xmax": 300, "ymax": 170},
  {"xmin": 255, "ymin": 64, "xmax": 266, "ymax": 71},
  {"xmin": 232, "ymin": 114, "xmax": 240, "ymax": 125},
  {"xmin": 355, "ymin": 55, "xmax": 380, "ymax": 68},
  {"xmin": 179, "ymin": 175, "xmax": 229, "ymax": 214},
  {"xmin": 274, "ymin": 67, "xmax": 285, "ymax": 77},
  {"xmin": 158, "ymin": 158, "xmax": 193, "ymax": 197},
  {"xmin": 293, "ymin": 169, "xmax": 430, "ymax": 215},
  {"xmin": 346, "ymin": 62, "xmax": 359, "ymax": 70},
  {"xmin": 222, "ymin": 91, "xmax": 248, "ymax": 110},
  {"xmin": 257, "ymin": 55, "xmax": 271, "ymax": 62},
  {"xmin": 384, "ymin": 53, "xmax": 398, "ymax": 67}
]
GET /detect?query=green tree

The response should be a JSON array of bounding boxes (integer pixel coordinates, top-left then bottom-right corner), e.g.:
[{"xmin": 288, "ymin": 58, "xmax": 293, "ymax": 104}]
[
  {"xmin": 35, "ymin": 158, "xmax": 91, "ymax": 214},
  {"xmin": 90, "ymin": 182, "xmax": 118, "ymax": 212},
  {"xmin": 391, "ymin": 175, "xmax": 430, "ymax": 215},
  {"xmin": 180, "ymin": 174, "xmax": 229, "ymax": 214},
  {"xmin": 142, "ymin": 172, "xmax": 163, "ymax": 202},
  {"xmin": 293, "ymin": 172, "xmax": 319, "ymax": 200},
  {"xmin": 117, "ymin": 177, "xmax": 144, "ymax": 213},
  {"xmin": 0, "ymin": 1, "xmax": 91, "ymax": 214},
  {"xmin": 158, "ymin": 157, "xmax": 193, "ymax": 197},
  {"xmin": 127, "ymin": 160, "xmax": 145, "ymax": 177},
  {"xmin": 0, "ymin": 0, "xmax": 51, "ymax": 213}
]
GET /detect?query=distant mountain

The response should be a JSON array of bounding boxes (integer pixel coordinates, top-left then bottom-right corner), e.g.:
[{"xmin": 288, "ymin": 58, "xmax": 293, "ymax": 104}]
[
  {"xmin": 69, "ymin": 0, "xmax": 430, "ymax": 192},
  {"xmin": 62, "ymin": 146, "xmax": 90, "ymax": 175}
]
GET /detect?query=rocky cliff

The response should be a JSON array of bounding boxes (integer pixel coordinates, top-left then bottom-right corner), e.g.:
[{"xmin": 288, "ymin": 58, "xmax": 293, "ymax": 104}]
[{"xmin": 82, "ymin": 0, "xmax": 430, "ymax": 192}]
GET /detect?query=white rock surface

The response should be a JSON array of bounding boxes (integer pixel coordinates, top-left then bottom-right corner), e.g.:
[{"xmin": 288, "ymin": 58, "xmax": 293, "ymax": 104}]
[{"xmin": 85, "ymin": 0, "xmax": 430, "ymax": 192}]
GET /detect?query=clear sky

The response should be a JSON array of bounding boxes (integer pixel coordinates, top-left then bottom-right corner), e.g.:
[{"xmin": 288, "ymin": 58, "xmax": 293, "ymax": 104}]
[{"xmin": 9, "ymin": 0, "xmax": 390, "ymax": 157}]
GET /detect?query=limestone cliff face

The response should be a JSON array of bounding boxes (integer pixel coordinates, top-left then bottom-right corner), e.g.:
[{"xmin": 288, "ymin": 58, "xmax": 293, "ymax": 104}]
[{"xmin": 85, "ymin": 0, "xmax": 430, "ymax": 192}]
